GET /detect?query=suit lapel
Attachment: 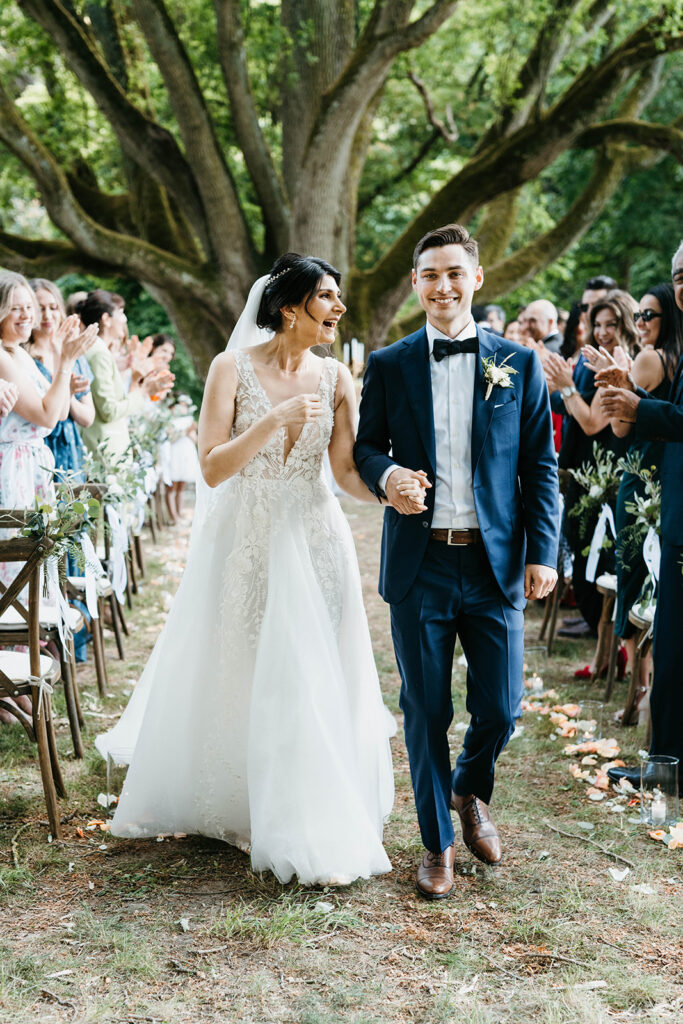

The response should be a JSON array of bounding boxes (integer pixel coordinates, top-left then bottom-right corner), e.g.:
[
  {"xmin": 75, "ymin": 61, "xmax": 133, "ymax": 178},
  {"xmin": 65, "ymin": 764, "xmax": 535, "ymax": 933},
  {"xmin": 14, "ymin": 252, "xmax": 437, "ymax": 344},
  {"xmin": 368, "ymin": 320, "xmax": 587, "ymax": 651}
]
[
  {"xmin": 671, "ymin": 354, "xmax": 683, "ymax": 403},
  {"xmin": 399, "ymin": 329, "xmax": 436, "ymax": 474},
  {"xmin": 471, "ymin": 326, "xmax": 502, "ymax": 473}
]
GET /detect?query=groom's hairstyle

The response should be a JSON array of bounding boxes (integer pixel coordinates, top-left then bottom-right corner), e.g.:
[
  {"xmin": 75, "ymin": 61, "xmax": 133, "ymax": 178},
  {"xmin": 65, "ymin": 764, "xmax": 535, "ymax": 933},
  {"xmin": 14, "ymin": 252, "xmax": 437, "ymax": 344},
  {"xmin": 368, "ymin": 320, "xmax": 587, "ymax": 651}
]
[
  {"xmin": 257, "ymin": 252, "xmax": 341, "ymax": 332},
  {"xmin": 412, "ymin": 224, "xmax": 479, "ymax": 270}
]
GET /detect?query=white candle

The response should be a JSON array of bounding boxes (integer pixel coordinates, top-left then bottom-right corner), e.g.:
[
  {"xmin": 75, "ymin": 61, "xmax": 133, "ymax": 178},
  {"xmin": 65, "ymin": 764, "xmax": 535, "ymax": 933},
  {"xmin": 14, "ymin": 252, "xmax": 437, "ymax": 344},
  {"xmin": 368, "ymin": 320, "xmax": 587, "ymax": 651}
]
[
  {"xmin": 529, "ymin": 673, "xmax": 544, "ymax": 695},
  {"xmin": 358, "ymin": 342, "xmax": 365, "ymax": 364},
  {"xmin": 343, "ymin": 343, "xmax": 350, "ymax": 364},
  {"xmin": 651, "ymin": 792, "xmax": 667, "ymax": 826}
]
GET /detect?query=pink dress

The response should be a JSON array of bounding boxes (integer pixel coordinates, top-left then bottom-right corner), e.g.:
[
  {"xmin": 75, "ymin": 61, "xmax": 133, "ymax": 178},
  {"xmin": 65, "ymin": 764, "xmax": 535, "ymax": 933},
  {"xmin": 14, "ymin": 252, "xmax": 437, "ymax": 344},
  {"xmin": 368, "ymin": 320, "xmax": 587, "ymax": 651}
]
[{"xmin": 0, "ymin": 353, "xmax": 56, "ymax": 588}]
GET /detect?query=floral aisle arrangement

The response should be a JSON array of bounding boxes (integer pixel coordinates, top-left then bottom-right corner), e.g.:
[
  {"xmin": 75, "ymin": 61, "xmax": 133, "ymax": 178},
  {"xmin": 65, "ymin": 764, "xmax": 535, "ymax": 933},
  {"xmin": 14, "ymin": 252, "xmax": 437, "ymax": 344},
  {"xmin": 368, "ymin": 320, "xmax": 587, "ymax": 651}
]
[
  {"xmin": 568, "ymin": 442, "xmax": 622, "ymax": 551},
  {"xmin": 618, "ymin": 452, "xmax": 662, "ymax": 611}
]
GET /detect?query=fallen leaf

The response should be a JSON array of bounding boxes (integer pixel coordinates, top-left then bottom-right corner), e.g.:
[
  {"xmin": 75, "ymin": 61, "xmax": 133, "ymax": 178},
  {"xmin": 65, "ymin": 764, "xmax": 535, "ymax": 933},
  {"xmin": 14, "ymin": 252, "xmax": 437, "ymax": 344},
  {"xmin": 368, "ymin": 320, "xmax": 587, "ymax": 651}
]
[
  {"xmin": 631, "ymin": 883, "xmax": 657, "ymax": 895},
  {"xmin": 581, "ymin": 755, "xmax": 598, "ymax": 766},
  {"xmin": 608, "ymin": 867, "xmax": 630, "ymax": 882},
  {"xmin": 586, "ymin": 788, "xmax": 605, "ymax": 801},
  {"xmin": 178, "ymin": 917, "xmax": 190, "ymax": 932}
]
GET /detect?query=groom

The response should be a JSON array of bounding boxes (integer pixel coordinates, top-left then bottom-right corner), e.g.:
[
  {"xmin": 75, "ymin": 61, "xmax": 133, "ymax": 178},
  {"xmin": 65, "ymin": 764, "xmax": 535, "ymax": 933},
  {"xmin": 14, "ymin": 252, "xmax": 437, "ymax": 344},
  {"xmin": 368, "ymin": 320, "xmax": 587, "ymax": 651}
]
[{"xmin": 354, "ymin": 224, "xmax": 559, "ymax": 898}]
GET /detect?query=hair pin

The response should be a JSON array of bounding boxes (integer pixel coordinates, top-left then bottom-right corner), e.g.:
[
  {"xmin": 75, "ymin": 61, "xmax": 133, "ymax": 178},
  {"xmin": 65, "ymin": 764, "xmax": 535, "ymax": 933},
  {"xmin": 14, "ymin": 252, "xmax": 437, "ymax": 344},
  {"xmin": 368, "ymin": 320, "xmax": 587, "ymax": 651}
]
[{"xmin": 268, "ymin": 267, "xmax": 290, "ymax": 284}]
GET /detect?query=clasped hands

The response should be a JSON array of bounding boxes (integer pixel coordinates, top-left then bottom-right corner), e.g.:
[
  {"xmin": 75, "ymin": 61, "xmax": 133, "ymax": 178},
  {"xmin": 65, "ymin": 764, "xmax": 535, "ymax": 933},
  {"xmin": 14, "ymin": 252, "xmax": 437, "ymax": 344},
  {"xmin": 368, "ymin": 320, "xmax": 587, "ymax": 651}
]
[{"xmin": 385, "ymin": 467, "xmax": 431, "ymax": 514}]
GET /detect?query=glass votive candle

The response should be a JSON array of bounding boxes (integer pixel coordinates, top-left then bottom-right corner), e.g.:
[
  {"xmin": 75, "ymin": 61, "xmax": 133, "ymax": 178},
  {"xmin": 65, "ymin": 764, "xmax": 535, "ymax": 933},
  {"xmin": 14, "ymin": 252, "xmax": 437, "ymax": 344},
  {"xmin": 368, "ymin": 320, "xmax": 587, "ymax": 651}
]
[
  {"xmin": 106, "ymin": 747, "xmax": 134, "ymax": 811},
  {"xmin": 577, "ymin": 700, "xmax": 604, "ymax": 741},
  {"xmin": 524, "ymin": 644, "xmax": 548, "ymax": 694},
  {"xmin": 640, "ymin": 754, "xmax": 679, "ymax": 827}
]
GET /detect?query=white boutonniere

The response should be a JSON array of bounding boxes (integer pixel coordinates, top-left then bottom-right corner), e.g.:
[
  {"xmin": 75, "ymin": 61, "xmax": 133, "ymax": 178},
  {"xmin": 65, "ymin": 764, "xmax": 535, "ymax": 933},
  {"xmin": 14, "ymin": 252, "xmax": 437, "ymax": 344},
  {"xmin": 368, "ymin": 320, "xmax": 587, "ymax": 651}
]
[{"xmin": 481, "ymin": 353, "xmax": 518, "ymax": 401}]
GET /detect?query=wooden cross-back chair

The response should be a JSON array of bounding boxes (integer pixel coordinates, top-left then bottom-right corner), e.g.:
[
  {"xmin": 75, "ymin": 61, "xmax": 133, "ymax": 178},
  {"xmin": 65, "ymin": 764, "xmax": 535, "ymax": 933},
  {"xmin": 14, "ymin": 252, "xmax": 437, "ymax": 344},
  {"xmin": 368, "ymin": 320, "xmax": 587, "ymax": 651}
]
[
  {"xmin": 0, "ymin": 517, "xmax": 64, "ymax": 838},
  {"xmin": 67, "ymin": 483, "xmax": 128, "ymax": 675},
  {"xmin": 0, "ymin": 508, "xmax": 88, "ymax": 757}
]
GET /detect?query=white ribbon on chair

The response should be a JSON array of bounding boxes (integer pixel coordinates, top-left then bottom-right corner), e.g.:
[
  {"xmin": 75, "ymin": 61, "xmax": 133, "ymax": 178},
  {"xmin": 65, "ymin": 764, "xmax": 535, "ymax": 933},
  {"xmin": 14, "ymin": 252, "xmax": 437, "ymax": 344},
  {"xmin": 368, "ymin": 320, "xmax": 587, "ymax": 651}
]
[
  {"xmin": 585, "ymin": 503, "xmax": 616, "ymax": 583},
  {"xmin": 27, "ymin": 674, "xmax": 54, "ymax": 720},
  {"xmin": 44, "ymin": 555, "xmax": 74, "ymax": 649},
  {"xmin": 80, "ymin": 532, "xmax": 107, "ymax": 620},
  {"xmin": 105, "ymin": 504, "xmax": 128, "ymax": 604},
  {"xmin": 642, "ymin": 527, "xmax": 661, "ymax": 585}
]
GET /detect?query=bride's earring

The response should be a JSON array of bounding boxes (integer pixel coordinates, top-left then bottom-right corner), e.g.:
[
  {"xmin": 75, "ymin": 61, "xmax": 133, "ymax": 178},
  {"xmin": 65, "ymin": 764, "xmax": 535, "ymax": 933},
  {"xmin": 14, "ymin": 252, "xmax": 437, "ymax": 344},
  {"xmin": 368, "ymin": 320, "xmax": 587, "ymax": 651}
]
[{"xmin": 288, "ymin": 314, "xmax": 296, "ymax": 330}]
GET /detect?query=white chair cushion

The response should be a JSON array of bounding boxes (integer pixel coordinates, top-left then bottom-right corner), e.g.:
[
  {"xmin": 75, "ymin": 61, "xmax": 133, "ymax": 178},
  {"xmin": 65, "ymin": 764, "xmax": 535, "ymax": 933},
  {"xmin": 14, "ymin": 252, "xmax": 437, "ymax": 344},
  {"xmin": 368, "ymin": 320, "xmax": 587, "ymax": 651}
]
[
  {"xmin": 67, "ymin": 575, "xmax": 112, "ymax": 597},
  {"xmin": 595, "ymin": 573, "xmax": 617, "ymax": 591},
  {"xmin": 0, "ymin": 651, "xmax": 57, "ymax": 681},
  {"xmin": 0, "ymin": 603, "xmax": 83, "ymax": 630}
]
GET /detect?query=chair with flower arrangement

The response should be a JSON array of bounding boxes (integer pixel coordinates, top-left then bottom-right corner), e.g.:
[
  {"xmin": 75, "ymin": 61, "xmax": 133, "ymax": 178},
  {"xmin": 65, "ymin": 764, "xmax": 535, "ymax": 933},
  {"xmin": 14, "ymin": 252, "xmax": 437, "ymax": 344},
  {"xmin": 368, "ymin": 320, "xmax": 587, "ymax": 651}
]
[
  {"xmin": 0, "ymin": 518, "xmax": 64, "ymax": 838},
  {"xmin": 0, "ymin": 509, "xmax": 87, "ymax": 759},
  {"xmin": 67, "ymin": 483, "xmax": 127, "ymax": 679}
]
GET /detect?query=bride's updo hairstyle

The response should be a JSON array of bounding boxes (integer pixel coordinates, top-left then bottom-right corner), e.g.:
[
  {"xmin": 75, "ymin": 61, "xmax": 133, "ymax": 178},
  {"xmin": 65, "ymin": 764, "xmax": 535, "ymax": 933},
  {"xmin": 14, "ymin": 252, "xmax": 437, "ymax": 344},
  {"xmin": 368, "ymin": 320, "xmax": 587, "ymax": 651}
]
[{"xmin": 256, "ymin": 252, "xmax": 341, "ymax": 332}]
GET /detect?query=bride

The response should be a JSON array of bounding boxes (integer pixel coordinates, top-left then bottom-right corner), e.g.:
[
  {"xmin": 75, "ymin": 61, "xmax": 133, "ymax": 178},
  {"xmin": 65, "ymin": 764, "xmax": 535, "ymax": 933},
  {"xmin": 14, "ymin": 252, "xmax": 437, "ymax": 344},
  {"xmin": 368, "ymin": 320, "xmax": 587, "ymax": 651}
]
[{"xmin": 96, "ymin": 253, "xmax": 427, "ymax": 886}]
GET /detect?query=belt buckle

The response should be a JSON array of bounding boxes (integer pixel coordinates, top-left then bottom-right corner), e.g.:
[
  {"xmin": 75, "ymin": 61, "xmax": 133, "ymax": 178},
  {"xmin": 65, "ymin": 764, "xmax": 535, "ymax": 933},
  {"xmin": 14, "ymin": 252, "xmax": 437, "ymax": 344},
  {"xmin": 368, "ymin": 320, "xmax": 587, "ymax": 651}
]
[{"xmin": 447, "ymin": 529, "xmax": 466, "ymax": 547}]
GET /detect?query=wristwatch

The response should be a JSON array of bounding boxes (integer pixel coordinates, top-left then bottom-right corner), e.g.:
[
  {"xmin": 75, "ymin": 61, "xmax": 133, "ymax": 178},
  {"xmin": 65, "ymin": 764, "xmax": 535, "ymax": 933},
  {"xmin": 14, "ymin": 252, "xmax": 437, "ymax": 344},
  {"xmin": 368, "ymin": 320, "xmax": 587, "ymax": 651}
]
[{"xmin": 561, "ymin": 384, "xmax": 577, "ymax": 399}]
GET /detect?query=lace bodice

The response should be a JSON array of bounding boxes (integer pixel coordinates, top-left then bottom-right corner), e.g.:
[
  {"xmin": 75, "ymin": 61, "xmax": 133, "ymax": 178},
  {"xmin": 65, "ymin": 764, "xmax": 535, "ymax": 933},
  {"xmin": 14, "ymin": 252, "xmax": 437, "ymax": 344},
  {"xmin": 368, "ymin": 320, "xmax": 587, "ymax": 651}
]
[{"xmin": 232, "ymin": 351, "xmax": 338, "ymax": 483}]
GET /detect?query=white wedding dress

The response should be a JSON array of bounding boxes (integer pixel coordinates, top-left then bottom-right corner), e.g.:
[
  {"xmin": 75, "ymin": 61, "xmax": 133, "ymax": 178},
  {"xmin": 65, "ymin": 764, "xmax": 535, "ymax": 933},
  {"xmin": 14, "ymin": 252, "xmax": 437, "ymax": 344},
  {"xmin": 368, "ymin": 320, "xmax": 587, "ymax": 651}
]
[{"xmin": 96, "ymin": 350, "xmax": 394, "ymax": 885}]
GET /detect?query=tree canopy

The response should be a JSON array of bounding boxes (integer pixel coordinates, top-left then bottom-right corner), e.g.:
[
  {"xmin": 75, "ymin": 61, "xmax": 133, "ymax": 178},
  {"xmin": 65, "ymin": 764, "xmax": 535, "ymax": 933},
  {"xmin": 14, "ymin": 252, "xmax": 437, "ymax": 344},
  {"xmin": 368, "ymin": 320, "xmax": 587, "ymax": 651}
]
[{"xmin": 0, "ymin": 1, "xmax": 681, "ymax": 371}]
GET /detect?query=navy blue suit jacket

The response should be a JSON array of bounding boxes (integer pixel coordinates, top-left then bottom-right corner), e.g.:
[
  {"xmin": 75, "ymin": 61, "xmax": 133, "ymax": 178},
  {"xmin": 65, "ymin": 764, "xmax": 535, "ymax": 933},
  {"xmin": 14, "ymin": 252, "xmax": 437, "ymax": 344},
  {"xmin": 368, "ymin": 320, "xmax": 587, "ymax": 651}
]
[
  {"xmin": 354, "ymin": 325, "xmax": 560, "ymax": 608},
  {"xmin": 635, "ymin": 355, "xmax": 683, "ymax": 546}
]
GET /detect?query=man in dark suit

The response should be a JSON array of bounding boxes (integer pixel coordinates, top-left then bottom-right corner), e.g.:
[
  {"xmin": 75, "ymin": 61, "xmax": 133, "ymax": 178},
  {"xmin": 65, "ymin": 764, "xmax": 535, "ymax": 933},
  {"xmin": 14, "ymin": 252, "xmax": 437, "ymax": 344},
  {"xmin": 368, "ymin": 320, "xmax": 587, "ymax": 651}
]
[
  {"xmin": 525, "ymin": 299, "xmax": 563, "ymax": 353},
  {"xmin": 354, "ymin": 224, "xmax": 560, "ymax": 898},
  {"xmin": 600, "ymin": 241, "xmax": 683, "ymax": 792}
]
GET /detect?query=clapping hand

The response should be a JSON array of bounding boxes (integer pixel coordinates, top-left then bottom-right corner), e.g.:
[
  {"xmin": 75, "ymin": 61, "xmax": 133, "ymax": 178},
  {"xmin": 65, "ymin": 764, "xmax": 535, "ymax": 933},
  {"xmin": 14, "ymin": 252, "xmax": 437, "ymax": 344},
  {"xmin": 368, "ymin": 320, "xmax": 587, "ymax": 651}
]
[
  {"xmin": 129, "ymin": 335, "xmax": 156, "ymax": 382},
  {"xmin": 70, "ymin": 372, "xmax": 90, "ymax": 397},
  {"xmin": 61, "ymin": 321, "xmax": 99, "ymax": 362},
  {"xmin": 0, "ymin": 379, "xmax": 19, "ymax": 418},
  {"xmin": 386, "ymin": 467, "xmax": 431, "ymax": 515},
  {"xmin": 593, "ymin": 346, "xmax": 633, "ymax": 391},
  {"xmin": 544, "ymin": 352, "xmax": 574, "ymax": 392},
  {"xmin": 142, "ymin": 367, "xmax": 175, "ymax": 399}
]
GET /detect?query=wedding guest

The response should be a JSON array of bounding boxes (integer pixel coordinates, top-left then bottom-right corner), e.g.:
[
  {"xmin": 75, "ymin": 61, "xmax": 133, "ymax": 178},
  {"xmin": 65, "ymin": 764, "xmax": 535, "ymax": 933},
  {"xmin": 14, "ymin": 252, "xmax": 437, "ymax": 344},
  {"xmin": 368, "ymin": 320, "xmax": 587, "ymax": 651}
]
[
  {"xmin": 77, "ymin": 290, "xmax": 172, "ymax": 462},
  {"xmin": 483, "ymin": 304, "xmax": 505, "ymax": 334},
  {"xmin": 544, "ymin": 293, "xmax": 633, "ymax": 658},
  {"xmin": 27, "ymin": 279, "xmax": 95, "ymax": 481},
  {"xmin": 0, "ymin": 271, "xmax": 95, "ymax": 721},
  {"xmin": 559, "ymin": 301, "xmax": 588, "ymax": 360},
  {"xmin": 593, "ymin": 284, "xmax": 682, "ymax": 708},
  {"xmin": 579, "ymin": 275, "xmax": 617, "ymax": 335},
  {"xmin": 503, "ymin": 320, "xmax": 522, "ymax": 343},
  {"xmin": 525, "ymin": 299, "xmax": 563, "ymax": 353},
  {"xmin": 65, "ymin": 290, "xmax": 87, "ymax": 318},
  {"xmin": 600, "ymin": 243, "xmax": 683, "ymax": 792}
]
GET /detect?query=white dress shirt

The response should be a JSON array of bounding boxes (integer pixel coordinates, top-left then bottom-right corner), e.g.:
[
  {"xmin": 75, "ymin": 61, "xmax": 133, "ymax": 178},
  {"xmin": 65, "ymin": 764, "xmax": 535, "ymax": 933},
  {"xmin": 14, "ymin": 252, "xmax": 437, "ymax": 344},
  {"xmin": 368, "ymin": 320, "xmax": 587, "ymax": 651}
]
[{"xmin": 379, "ymin": 318, "xmax": 479, "ymax": 529}]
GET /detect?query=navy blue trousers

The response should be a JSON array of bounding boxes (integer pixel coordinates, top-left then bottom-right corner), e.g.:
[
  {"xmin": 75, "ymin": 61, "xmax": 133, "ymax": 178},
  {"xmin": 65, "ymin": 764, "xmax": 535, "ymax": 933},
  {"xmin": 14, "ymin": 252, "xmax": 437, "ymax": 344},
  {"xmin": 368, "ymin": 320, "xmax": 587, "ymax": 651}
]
[
  {"xmin": 650, "ymin": 543, "xmax": 683, "ymax": 777},
  {"xmin": 390, "ymin": 540, "xmax": 524, "ymax": 854}
]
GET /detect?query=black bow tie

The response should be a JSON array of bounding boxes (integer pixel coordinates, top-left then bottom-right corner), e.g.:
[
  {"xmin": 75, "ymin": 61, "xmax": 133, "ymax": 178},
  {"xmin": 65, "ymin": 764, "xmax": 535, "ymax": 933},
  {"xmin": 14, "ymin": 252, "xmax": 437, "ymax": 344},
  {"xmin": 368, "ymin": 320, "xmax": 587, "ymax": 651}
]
[{"xmin": 432, "ymin": 336, "xmax": 479, "ymax": 361}]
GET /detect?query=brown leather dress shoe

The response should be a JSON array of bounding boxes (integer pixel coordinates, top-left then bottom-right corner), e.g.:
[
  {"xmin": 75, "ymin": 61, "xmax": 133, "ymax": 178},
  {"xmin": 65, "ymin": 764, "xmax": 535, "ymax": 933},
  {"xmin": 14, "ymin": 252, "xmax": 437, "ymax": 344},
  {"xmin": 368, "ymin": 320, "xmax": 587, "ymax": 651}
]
[
  {"xmin": 451, "ymin": 793, "xmax": 502, "ymax": 865},
  {"xmin": 416, "ymin": 843, "xmax": 455, "ymax": 899}
]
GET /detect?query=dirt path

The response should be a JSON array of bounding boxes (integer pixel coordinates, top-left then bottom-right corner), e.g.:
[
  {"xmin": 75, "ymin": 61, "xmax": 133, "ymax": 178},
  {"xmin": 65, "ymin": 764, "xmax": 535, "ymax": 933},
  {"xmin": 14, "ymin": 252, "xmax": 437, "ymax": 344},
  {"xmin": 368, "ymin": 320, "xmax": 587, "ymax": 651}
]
[{"xmin": 0, "ymin": 498, "xmax": 681, "ymax": 1023}]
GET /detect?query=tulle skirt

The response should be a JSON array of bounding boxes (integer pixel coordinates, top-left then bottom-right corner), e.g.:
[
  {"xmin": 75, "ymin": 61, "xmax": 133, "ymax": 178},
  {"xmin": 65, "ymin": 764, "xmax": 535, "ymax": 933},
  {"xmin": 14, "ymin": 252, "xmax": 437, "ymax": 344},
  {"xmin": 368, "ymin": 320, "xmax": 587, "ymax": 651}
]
[{"xmin": 96, "ymin": 473, "xmax": 395, "ymax": 885}]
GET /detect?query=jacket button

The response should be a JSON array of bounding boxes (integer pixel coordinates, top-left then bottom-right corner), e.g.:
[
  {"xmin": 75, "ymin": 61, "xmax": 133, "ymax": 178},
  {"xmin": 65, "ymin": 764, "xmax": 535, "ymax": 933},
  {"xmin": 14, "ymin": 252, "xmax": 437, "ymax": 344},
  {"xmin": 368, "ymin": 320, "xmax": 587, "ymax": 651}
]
[{"xmin": 422, "ymin": 521, "xmax": 429, "ymax": 528}]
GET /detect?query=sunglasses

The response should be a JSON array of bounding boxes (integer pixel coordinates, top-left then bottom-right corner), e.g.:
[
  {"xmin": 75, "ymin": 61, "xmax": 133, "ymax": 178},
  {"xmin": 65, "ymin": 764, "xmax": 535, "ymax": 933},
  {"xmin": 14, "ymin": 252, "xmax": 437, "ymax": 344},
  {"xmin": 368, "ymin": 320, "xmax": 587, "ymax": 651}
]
[{"xmin": 634, "ymin": 310, "xmax": 662, "ymax": 323}]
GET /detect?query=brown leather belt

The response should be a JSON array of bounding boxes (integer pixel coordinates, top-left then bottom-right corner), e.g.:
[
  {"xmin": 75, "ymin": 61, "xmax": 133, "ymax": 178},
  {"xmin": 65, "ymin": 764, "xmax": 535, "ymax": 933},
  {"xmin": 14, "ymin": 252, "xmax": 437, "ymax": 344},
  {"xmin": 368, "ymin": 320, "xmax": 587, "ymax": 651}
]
[{"xmin": 430, "ymin": 528, "xmax": 481, "ymax": 546}]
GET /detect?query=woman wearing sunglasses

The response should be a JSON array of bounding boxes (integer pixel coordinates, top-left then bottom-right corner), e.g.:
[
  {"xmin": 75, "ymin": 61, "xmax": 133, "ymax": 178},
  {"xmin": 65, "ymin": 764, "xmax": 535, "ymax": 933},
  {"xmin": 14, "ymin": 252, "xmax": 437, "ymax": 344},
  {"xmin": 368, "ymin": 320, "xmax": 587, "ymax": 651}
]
[{"xmin": 594, "ymin": 284, "xmax": 683, "ymax": 715}]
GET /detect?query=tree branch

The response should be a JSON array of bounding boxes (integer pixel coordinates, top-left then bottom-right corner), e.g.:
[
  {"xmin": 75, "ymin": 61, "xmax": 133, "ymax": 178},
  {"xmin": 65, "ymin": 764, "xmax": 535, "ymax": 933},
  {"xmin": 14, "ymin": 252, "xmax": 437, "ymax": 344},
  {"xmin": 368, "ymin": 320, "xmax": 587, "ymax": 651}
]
[
  {"xmin": 0, "ymin": 232, "xmax": 113, "ymax": 279},
  {"xmin": 213, "ymin": 0, "xmax": 290, "ymax": 256},
  {"xmin": 486, "ymin": 0, "xmax": 616, "ymax": 143},
  {"xmin": 407, "ymin": 71, "xmax": 458, "ymax": 142},
  {"xmin": 475, "ymin": 189, "xmax": 521, "ymax": 268},
  {"xmin": 574, "ymin": 117, "xmax": 683, "ymax": 164},
  {"xmin": 477, "ymin": 150, "xmax": 631, "ymax": 302},
  {"xmin": 356, "ymin": 13, "xmax": 683, "ymax": 314},
  {"xmin": 16, "ymin": 0, "xmax": 210, "ymax": 254},
  {"xmin": 0, "ymin": 77, "xmax": 224, "ymax": 316},
  {"xmin": 132, "ymin": 0, "xmax": 256, "ymax": 289}
]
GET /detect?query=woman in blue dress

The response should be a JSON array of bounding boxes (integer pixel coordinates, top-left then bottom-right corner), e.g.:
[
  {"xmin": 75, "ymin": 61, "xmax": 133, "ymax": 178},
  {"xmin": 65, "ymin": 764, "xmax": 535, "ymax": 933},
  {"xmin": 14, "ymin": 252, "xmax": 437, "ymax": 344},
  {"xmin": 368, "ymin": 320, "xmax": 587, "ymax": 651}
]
[{"xmin": 26, "ymin": 279, "xmax": 95, "ymax": 481}]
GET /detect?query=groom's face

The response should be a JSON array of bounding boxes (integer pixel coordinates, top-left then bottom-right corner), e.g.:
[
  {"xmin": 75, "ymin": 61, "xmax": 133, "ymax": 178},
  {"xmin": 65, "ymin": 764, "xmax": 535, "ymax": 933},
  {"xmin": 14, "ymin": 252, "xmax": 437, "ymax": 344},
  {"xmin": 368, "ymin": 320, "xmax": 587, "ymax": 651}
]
[{"xmin": 412, "ymin": 244, "xmax": 483, "ymax": 335}]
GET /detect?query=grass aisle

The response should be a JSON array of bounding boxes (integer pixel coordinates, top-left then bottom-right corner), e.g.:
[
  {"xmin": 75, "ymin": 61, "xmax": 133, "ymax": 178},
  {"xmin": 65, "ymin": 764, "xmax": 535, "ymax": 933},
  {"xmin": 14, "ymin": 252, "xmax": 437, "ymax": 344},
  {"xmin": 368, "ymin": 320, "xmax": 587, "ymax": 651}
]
[{"xmin": 0, "ymin": 497, "xmax": 681, "ymax": 1023}]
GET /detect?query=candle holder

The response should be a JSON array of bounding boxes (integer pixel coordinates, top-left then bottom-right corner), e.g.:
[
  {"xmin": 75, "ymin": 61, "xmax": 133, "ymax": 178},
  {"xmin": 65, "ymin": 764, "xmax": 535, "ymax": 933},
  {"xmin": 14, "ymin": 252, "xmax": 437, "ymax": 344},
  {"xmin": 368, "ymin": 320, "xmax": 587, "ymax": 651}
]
[
  {"xmin": 106, "ymin": 746, "xmax": 134, "ymax": 813},
  {"xmin": 577, "ymin": 700, "xmax": 604, "ymax": 740},
  {"xmin": 639, "ymin": 754, "xmax": 679, "ymax": 827},
  {"xmin": 523, "ymin": 644, "xmax": 547, "ymax": 695}
]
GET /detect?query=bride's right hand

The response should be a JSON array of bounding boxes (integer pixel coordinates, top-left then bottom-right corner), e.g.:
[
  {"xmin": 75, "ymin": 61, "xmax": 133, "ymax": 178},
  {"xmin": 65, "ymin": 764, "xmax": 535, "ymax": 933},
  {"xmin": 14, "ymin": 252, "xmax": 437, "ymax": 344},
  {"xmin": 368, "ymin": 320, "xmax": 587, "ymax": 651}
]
[{"xmin": 271, "ymin": 393, "xmax": 323, "ymax": 429}]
